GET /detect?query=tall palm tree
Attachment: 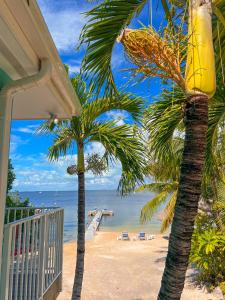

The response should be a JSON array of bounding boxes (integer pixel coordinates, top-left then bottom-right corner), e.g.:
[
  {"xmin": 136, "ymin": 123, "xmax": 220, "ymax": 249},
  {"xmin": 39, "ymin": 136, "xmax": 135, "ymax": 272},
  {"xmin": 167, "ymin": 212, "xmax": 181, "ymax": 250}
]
[
  {"xmin": 79, "ymin": 1, "xmax": 225, "ymax": 299},
  {"xmin": 39, "ymin": 75, "xmax": 145, "ymax": 300}
]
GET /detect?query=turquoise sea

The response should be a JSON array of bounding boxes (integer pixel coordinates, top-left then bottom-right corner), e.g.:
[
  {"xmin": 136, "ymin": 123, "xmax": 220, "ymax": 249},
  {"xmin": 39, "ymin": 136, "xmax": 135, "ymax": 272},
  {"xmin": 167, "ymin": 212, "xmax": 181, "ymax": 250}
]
[{"xmin": 20, "ymin": 190, "xmax": 161, "ymax": 242}]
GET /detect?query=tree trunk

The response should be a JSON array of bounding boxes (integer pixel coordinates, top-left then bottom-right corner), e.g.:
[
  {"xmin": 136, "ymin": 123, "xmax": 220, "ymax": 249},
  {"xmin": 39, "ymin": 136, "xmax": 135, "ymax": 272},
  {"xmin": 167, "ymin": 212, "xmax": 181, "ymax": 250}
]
[
  {"xmin": 157, "ymin": 94, "xmax": 208, "ymax": 300},
  {"xmin": 72, "ymin": 143, "xmax": 85, "ymax": 300}
]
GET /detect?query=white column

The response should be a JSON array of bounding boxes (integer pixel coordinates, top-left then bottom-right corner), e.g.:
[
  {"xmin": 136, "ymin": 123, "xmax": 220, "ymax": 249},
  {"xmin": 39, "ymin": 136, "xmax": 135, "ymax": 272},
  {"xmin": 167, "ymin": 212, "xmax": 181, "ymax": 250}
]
[
  {"xmin": 0, "ymin": 94, "xmax": 13, "ymax": 271},
  {"xmin": 0, "ymin": 59, "xmax": 51, "ymax": 289}
]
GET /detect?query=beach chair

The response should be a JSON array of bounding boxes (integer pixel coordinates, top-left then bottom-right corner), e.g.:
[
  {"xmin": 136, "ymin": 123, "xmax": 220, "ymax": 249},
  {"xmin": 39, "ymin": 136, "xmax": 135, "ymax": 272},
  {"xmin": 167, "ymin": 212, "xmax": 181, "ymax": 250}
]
[
  {"xmin": 117, "ymin": 231, "xmax": 130, "ymax": 241},
  {"xmin": 133, "ymin": 232, "xmax": 155, "ymax": 241},
  {"xmin": 133, "ymin": 231, "xmax": 147, "ymax": 241},
  {"xmin": 139, "ymin": 231, "xmax": 146, "ymax": 240},
  {"xmin": 147, "ymin": 234, "xmax": 155, "ymax": 240}
]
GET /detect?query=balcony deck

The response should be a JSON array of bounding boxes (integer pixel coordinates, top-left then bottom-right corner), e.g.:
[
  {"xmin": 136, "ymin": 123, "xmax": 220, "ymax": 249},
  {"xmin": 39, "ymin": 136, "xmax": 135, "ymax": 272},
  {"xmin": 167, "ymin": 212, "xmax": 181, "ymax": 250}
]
[{"xmin": 0, "ymin": 207, "xmax": 64, "ymax": 300}]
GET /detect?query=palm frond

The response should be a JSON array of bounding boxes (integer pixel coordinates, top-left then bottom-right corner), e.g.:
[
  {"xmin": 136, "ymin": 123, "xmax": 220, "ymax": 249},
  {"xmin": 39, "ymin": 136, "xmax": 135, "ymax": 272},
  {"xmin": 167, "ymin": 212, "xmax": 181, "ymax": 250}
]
[
  {"xmin": 82, "ymin": 92, "xmax": 144, "ymax": 127},
  {"xmin": 79, "ymin": 0, "xmax": 148, "ymax": 95},
  {"xmin": 204, "ymin": 74, "xmax": 225, "ymax": 186},
  {"xmin": 70, "ymin": 75, "xmax": 90, "ymax": 105},
  {"xmin": 145, "ymin": 86, "xmax": 185, "ymax": 162},
  {"xmin": 136, "ymin": 181, "xmax": 178, "ymax": 194},
  {"xmin": 36, "ymin": 120, "xmax": 65, "ymax": 135},
  {"xmin": 48, "ymin": 129, "xmax": 75, "ymax": 161},
  {"xmin": 89, "ymin": 120, "xmax": 145, "ymax": 193},
  {"xmin": 140, "ymin": 191, "xmax": 168, "ymax": 223},
  {"xmin": 160, "ymin": 191, "xmax": 177, "ymax": 233},
  {"xmin": 212, "ymin": 0, "xmax": 225, "ymax": 74}
]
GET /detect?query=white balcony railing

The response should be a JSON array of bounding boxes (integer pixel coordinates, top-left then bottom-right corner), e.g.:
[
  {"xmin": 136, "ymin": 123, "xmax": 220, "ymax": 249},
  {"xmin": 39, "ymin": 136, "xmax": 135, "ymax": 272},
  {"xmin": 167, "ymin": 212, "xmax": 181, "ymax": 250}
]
[{"xmin": 0, "ymin": 207, "xmax": 64, "ymax": 300}]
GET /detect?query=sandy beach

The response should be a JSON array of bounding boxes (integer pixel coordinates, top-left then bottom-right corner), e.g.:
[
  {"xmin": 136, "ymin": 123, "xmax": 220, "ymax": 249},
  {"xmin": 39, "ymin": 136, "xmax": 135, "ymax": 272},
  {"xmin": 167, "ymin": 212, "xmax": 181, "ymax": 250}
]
[{"xmin": 58, "ymin": 232, "xmax": 223, "ymax": 300}]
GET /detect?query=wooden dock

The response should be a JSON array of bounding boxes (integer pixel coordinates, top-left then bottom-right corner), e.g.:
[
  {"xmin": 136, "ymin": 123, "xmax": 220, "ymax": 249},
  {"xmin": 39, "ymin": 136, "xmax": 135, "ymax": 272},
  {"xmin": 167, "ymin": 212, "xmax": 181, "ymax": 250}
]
[
  {"xmin": 88, "ymin": 209, "xmax": 114, "ymax": 217},
  {"xmin": 86, "ymin": 209, "xmax": 114, "ymax": 240}
]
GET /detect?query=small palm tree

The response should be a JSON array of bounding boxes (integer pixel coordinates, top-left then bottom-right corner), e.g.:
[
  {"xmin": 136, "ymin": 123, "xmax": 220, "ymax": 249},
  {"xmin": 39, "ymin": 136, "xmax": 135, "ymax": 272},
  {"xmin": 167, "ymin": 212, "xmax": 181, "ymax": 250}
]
[
  {"xmin": 137, "ymin": 138, "xmax": 182, "ymax": 233},
  {"xmin": 39, "ymin": 75, "xmax": 145, "ymax": 300},
  {"xmin": 138, "ymin": 181, "xmax": 178, "ymax": 233}
]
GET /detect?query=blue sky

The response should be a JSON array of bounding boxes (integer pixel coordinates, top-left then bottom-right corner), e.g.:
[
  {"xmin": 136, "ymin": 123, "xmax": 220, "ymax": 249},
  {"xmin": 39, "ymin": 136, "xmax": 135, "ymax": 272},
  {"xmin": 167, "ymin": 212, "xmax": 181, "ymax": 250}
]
[{"xmin": 11, "ymin": 0, "xmax": 166, "ymax": 191}]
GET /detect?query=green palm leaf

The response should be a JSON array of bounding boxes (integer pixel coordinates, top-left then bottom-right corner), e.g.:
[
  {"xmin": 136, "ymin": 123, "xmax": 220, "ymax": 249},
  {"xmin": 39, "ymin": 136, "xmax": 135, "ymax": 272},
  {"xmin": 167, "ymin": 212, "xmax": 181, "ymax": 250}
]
[
  {"xmin": 136, "ymin": 182, "xmax": 178, "ymax": 194},
  {"xmin": 48, "ymin": 129, "xmax": 75, "ymax": 161},
  {"xmin": 82, "ymin": 92, "xmax": 144, "ymax": 128},
  {"xmin": 89, "ymin": 121, "xmax": 145, "ymax": 193},
  {"xmin": 140, "ymin": 191, "xmax": 169, "ymax": 223},
  {"xmin": 160, "ymin": 191, "xmax": 177, "ymax": 233},
  {"xmin": 145, "ymin": 86, "xmax": 184, "ymax": 162},
  {"xmin": 79, "ymin": 0, "xmax": 148, "ymax": 95},
  {"xmin": 204, "ymin": 74, "xmax": 225, "ymax": 185}
]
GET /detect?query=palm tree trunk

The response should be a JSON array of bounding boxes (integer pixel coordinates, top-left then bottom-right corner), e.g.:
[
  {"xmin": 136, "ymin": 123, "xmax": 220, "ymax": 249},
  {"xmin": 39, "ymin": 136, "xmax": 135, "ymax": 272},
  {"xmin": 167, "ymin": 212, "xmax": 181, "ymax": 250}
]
[
  {"xmin": 72, "ymin": 143, "xmax": 85, "ymax": 300},
  {"xmin": 158, "ymin": 94, "xmax": 208, "ymax": 300}
]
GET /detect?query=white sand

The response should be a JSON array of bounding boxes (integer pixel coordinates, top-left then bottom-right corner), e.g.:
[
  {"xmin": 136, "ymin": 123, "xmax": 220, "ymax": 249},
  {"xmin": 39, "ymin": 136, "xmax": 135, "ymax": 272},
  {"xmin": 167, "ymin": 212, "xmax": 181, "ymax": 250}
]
[{"xmin": 58, "ymin": 232, "xmax": 223, "ymax": 300}]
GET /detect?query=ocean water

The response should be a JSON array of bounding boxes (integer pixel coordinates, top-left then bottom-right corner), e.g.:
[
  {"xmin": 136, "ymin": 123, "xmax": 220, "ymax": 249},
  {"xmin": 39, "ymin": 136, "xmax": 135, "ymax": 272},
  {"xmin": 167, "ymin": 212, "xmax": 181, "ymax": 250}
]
[{"xmin": 20, "ymin": 190, "xmax": 162, "ymax": 242}]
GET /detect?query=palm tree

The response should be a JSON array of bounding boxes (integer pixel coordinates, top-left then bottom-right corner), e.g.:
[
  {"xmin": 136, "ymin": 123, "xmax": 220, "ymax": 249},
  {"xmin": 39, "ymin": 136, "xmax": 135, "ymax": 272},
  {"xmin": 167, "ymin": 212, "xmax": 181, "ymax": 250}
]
[
  {"xmin": 137, "ymin": 137, "xmax": 182, "ymax": 233},
  {"xmin": 39, "ymin": 75, "xmax": 145, "ymax": 300},
  {"xmin": 79, "ymin": 1, "xmax": 225, "ymax": 299},
  {"xmin": 138, "ymin": 74, "xmax": 225, "ymax": 233},
  {"xmin": 138, "ymin": 181, "xmax": 178, "ymax": 233}
]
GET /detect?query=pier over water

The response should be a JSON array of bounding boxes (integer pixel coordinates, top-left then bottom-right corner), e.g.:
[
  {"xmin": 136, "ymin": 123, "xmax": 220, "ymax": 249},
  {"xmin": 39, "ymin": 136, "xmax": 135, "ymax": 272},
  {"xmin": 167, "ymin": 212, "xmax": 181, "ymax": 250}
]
[{"xmin": 86, "ymin": 209, "xmax": 114, "ymax": 240}]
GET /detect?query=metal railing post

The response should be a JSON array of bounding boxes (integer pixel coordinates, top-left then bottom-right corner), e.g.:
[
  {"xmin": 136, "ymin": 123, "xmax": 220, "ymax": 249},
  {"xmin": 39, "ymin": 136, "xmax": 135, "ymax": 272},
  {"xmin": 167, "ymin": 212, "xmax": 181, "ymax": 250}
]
[
  {"xmin": 38, "ymin": 214, "xmax": 47, "ymax": 299},
  {"xmin": 0, "ymin": 224, "xmax": 12, "ymax": 300},
  {"xmin": 59, "ymin": 209, "xmax": 64, "ymax": 291}
]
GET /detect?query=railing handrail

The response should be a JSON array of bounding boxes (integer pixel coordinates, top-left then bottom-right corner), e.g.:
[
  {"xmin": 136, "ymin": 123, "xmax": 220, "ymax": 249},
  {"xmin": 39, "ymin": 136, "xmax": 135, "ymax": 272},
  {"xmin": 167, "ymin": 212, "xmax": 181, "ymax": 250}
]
[
  {"xmin": 5, "ymin": 206, "xmax": 60, "ymax": 210},
  {"xmin": 4, "ymin": 208, "xmax": 63, "ymax": 227}
]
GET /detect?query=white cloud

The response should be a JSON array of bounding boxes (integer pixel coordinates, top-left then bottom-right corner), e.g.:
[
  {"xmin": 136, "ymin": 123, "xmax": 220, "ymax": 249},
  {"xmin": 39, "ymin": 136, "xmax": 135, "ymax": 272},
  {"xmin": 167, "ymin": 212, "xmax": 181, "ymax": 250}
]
[
  {"xmin": 67, "ymin": 59, "xmax": 81, "ymax": 75},
  {"xmin": 105, "ymin": 110, "xmax": 128, "ymax": 125},
  {"xmin": 13, "ymin": 125, "xmax": 38, "ymax": 134},
  {"xmin": 10, "ymin": 135, "xmax": 28, "ymax": 153},
  {"xmin": 12, "ymin": 143, "xmax": 122, "ymax": 191},
  {"xmin": 37, "ymin": 1, "xmax": 86, "ymax": 53},
  {"xmin": 112, "ymin": 45, "xmax": 126, "ymax": 70},
  {"xmin": 85, "ymin": 142, "xmax": 105, "ymax": 156}
]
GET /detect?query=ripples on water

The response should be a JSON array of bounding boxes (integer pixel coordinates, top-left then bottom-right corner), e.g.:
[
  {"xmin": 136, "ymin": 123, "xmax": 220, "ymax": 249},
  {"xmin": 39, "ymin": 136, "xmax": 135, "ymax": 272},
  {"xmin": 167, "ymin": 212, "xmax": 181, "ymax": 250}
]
[{"xmin": 20, "ymin": 190, "xmax": 162, "ymax": 242}]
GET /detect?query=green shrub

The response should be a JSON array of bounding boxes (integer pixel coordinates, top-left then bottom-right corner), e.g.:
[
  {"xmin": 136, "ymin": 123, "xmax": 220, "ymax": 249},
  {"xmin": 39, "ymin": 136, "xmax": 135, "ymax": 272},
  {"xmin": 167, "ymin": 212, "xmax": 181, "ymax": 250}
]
[
  {"xmin": 219, "ymin": 282, "xmax": 225, "ymax": 295},
  {"xmin": 6, "ymin": 160, "xmax": 33, "ymax": 223},
  {"xmin": 190, "ymin": 226, "xmax": 225, "ymax": 290},
  {"xmin": 5, "ymin": 193, "xmax": 33, "ymax": 223}
]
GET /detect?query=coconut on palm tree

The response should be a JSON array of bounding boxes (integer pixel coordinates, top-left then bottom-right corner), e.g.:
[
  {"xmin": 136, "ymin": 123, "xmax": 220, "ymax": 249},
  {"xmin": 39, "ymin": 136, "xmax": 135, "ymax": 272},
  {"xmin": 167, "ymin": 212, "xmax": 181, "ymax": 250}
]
[
  {"xmin": 79, "ymin": 0, "xmax": 225, "ymax": 298},
  {"xmin": 39, "ymin": 74, "xmax": 145, "ymax": 300}
]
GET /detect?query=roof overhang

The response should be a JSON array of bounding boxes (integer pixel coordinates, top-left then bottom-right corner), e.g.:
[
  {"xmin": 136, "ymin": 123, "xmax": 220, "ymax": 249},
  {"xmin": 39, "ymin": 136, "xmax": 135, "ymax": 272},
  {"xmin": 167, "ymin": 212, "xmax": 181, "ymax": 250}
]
[{"xmin": 0, "ymin": 0, "xmax": 81, "ymax": 120}]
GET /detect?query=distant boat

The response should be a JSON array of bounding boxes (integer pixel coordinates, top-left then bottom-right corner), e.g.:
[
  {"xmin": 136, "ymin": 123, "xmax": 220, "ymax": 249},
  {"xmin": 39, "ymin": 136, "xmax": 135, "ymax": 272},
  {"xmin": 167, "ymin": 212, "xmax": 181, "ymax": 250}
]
[{"xmin": 38, "ymin": 191, "xmax": 42, "ymax": 194}]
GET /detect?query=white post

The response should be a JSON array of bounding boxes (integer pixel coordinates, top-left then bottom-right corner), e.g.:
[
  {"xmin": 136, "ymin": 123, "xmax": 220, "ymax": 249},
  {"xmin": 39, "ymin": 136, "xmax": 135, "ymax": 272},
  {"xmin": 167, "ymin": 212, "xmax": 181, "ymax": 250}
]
[
  {"xmin": 0, "ymin": 94, "xmax": 13, "ymax": 275},
  {"xmin": 0, "ymin": 58, "xmax": 52, "ymax": 288},
  {"xmin": 0, "ymin": 224, "xmax": 12, "ymax": 300}
]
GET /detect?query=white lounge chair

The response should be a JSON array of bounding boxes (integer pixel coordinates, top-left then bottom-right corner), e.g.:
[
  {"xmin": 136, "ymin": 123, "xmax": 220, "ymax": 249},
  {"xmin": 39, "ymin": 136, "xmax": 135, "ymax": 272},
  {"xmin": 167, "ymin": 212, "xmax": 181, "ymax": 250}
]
[
  {"xmin": 147, "ymin": 234, "xmax": 155, "ymax": 240},
  {"xmin": 133, "ymin": 231, "xmax": 146, "ymax": 241},
  {"xmin": 133, "ymin": 232, "xmax": 155, "ymax": 241},
  {"xmin": 117, "ymin": 231, "xmax": 130, "ymax": 241}
]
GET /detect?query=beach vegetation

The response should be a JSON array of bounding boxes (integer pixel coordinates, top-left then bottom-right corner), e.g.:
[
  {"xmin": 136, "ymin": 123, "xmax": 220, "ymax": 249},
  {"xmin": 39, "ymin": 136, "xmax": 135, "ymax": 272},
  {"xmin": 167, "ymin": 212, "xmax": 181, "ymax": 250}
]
[
  {"xmin": 7, "ymin": 158, "xmax": 16, "ymax": 193},
  {"xmin": 6, "ymin": 159, "xmax": 32, "ymax": 222},
  {"xmin": 190, "ymin": 192, "xmax": 225, "ymax": 294}
]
